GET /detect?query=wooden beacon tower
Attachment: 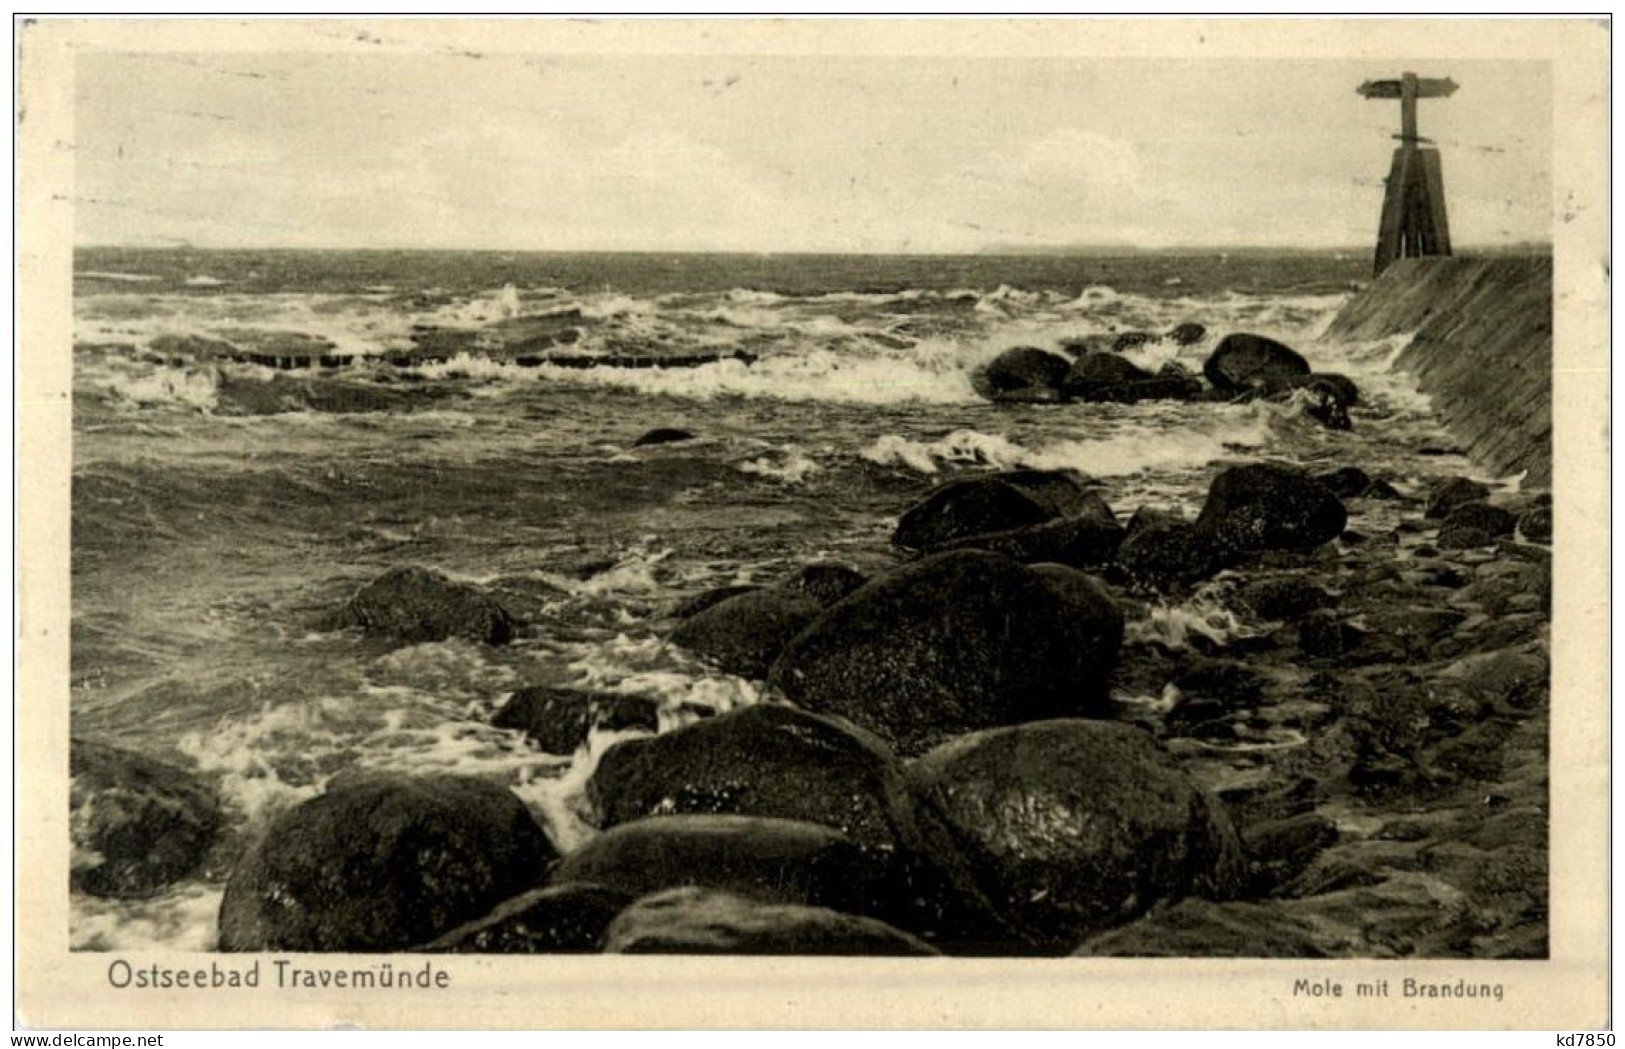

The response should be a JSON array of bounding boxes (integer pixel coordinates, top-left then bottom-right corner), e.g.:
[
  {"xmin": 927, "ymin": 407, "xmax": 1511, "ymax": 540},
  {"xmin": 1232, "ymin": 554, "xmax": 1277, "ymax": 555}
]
[{"xmin": 1358, "ymin": 72, "xmax": 1458, "ymax": 277}]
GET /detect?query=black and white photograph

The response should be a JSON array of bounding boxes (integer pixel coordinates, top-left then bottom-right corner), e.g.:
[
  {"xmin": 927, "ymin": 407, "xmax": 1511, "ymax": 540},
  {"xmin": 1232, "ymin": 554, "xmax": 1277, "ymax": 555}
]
[{"xmin": 16, "ymin": 16, "xmax": 1611, "ymax": 1031}]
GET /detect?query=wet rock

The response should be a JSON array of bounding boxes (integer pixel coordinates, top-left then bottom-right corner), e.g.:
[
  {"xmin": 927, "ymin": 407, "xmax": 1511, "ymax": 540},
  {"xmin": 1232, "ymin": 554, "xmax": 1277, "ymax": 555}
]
[
  {"xmin": 1437, "ymin": 648, "xmax": 1548, "ymax": 713},
  {"xmin": 70, "ymin": 739, "xmax": 224, "ymax": 899},
  {"xmin": 1075, "ymin": 898, "xmax": 1327, "ymax": 957},
  {"xmin": 1293, "ymin": 372, "xmax": 1360, "ymax": 408},
  {"xmin": 781, "ymin": 563, "xmax": 869, "ymax": 607},
  {"xmin": 491, "ymin": 686, "xmax": 660, "ymax": 755},
  {"xmin": 1426, "ymin": 477, "xmax": 1492, "ymax": 519},
  {"xmin": 989, "ymin": 468, "xmax": 1103, "ymax": 517},
  {"xmin": 1442, "ymin": 502, "xmax": 1518, "ymax": 539},
  {"xmin": 587, "ymin": 704, "xmax": 911, "ymax": 859},
  {"xmin": 423, "ymin": 882, "xmax": 633, "ymax": 953},
  {"xmin": 1112, "ymin": 331, "xmax": 1162, "ymax": 351},
  {"xmin": 1518, "ymin": 506, "xmax": 1553, "ymax": 543},
  {"xmin": 1115, "ymin": 520, "xmax": 1217, "ymax": 592},
  {"xmin": 768, "ymin": 551, "xmax": 1124, "ymax": 756},
  {"xmin": 1362, "ymin": 479, "xmax": 1405, "ymax": 500},
  {"xmin": 892, "ymin": 476, "xmax": 1056, "ymax": 551},
  {"xmin": 1194, "ymin": 463, "xmax": 1347, "ymax": 562},
  {"xmin": 218, "ymin": 774, "xmax": 554, "ymax": 952},
  {"xmin": 632, "ymin": 427, "xmax": 695, "ymax": 447},
  {"xmin": 1294, "ymin": 377, "xmax": 1353, "ymax": 430},
  {"xmin": 669, "ymin": 588, "xmax": 823, "ymax": 679},
  {"xmin": 335, "ymin": 566, "xmax": 516, "ymax": 646},
  {"xmin": 672, "ymin": 584, "xmax": 762, "ymax": 619},
  {"xmin": 971, "ymin": 346, "xmax": 1071, "ymax": 401},
  {"xmin": 1167, "ymin": 322, "xmax": 1207, "ymax": 345},
  {"xmin": 906, "ymin": 720, "xmax": 1248, "ymax": 952},
  {"xmin": 551, "ymin": 815, "xmax": 892, "ymax": 918},
  {"xmin": 604, "ymin": 887, "xmax": 939, "ymax": 956},
  {"xmin": 1171, "ymin": 656, "xmax": 1267, "ymax": 707},
  {"xmin": 1233, "ymin": 578, "xmax": 1335, "ymax": 621},
  {"xmin": 1202, "ymin": 333, "xmax": 1311, "ymax": 394}
]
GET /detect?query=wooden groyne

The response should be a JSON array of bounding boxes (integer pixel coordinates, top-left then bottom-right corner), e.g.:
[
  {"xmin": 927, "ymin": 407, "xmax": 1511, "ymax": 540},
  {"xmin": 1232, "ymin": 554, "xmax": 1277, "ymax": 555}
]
[{"xmin": 1326, "ymin": 256, "xmax": 1552, "ymax": 487}]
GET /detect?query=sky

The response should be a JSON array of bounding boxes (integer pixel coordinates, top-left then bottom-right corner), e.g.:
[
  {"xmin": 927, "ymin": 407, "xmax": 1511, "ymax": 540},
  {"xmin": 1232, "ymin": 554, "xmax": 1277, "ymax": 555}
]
[{"xmin": 74, "ymin": 52, "xmax": 1553, "ymax": 253}]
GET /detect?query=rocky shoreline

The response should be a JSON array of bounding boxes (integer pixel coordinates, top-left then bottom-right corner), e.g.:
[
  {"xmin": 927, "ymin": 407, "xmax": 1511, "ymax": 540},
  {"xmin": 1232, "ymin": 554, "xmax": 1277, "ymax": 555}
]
[{"xmin": 70, "ymin": 326, "xmax": 1550, "ymax": 959}]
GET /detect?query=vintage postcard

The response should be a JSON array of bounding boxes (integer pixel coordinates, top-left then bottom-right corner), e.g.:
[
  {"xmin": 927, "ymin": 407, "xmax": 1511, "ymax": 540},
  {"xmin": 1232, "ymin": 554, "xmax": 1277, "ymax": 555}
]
[{"xmin": 14, "ymin": 16, "xmax": 1610, "ymax": 1030}]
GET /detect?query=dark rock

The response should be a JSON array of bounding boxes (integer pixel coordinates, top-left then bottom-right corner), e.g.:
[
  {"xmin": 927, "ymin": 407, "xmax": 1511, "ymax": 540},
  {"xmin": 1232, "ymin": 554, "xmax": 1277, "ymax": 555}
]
[
  {"xmin": 1202, "ymin": 333, "xmax": 1311, "ymax": 394},
  {"xmin": 1442, "ymin": 501, "xmax": 1518, "ymax": 539},
  {"xmin": 1075, "ymin": 898, "xmax": 1327, "ymax": 957},
  {"xmin": 1111, "ymin": 331, "xmax": 1162, "ymax": 351},
  {"xmin": 586, "ymin": 704, "xmax": 910, "ymax": 858},
  {"xmin": 1062, "ymin": 352, "xmax": 1152, "ymax": 400},
  {"xmin": 1115, "ymin": 520, "xmax": 1217, "ymax": 592},
  {"xmin": 1297, "ymin": 378, "xmax": 1353, "ymax": 430},
  {"xmin": 632, "ymin": 427, "xmax": 695, "ymax": 447},
  {"xmin": 218, "ymin": 774, "xmax": 554, "ymax": 952},
  {"xmin": 1233, "ymin": 578, "xmax": 1335, "ymax": 621},
  {"xmin": 1296, "ymin": 610, "xmax": 1367, "ymax": 659},
  {"xmin": 669, "ymin": 589, "xmax": 823, "ymax": 678},
  {"xmin": 1242, "ymin": 814, "xmax": 1339, "ymax": 896},
  {"xmin": 906, "ymin": 720, "xmax": 1248, "ymax": 952},
  {"xmin": 672, "ymin": 585, "xmax": 762, "ymax": 619},
  {"xmin": 930, "ymin": 509, "xmax": 1125, "ymax": 570},
  {"xmin": 551, "ymin": 815, "xmax": 892, "ymax": 918},
  {"xmin": 70, "ymin": 739, "xmax": 224, "ymax": 899},
  {"xmin": 1063, "ymin": 353, "xmax": 1198, "ymax": 403},
  {"xmin": 1294, "ymin": 372, "xmax": 1360, "ymax": 408},
  {"xmin": 768, "ymin": 551, "xmax": 1124, "ymax": 756},
  {"xmin": 1340, "ymin": 530, "xmax": 1367, "ymax": 545},
  {"xmin": 604, "ymin": 887, "xmax": 939, "ymax": 956},
  {"xmin": 780, "ymin": 563, "xmax": 869, "ymax": 607},
  {"xmin": 335, "ymin": 566, "xmax": 516, "ymax": 646},
  {"xmin": 891, "ymin": 477, "xmax": 1056, "ymax": 551},
  {"xmin": 1437, "ymin": 525, "xmax": 1494, "ymax": 550},
  {"xmin": 1517, "ymin": 506, "xmax": 1553, "ymax": 543},
  {"xmin": 971, "ymin": 346, "xmax": 1071, "ymax": 401},
  {"xmin": 422, "ymin": 882, "xmax": 633, "ymax": 953},
  {"xmin": 1194, "ymin": 463, "xmax": 1347, "ymax": 562},
  {"xmin": 1171, "ymin": 656, "xmax": 1267, "ymax": 707},
  {"xmin": 1361, "ymin": 479, "xmax": 1405, "ymax": 500},
  {"xmin": 1166, "ymin": 322, "xmax": 1208, "ymax": 346},
  {"xmin": 1426, "ymin": 477, "xmax": 1493, "ymax": 519},
  {"xmin": 492, "ymin": 686, "xmax": 660, "ymax": 755}
]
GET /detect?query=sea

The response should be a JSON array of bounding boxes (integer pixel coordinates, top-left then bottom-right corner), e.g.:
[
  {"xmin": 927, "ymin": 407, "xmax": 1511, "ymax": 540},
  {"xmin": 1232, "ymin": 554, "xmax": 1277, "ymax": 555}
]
[{"xmin": 68, "ymin": 247, "xmax": 1491, "ymax": 950}]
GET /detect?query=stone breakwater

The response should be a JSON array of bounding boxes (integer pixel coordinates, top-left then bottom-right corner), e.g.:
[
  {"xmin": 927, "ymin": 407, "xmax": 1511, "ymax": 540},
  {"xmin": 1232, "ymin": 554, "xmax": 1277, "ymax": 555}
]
[
  {"xmin": 72, "ymin": 435, "xmax": 1550, "ymax": 957},
  {"xmin": 1326, "ymin": 256, "xmax": 1553, "ymax": 486}
]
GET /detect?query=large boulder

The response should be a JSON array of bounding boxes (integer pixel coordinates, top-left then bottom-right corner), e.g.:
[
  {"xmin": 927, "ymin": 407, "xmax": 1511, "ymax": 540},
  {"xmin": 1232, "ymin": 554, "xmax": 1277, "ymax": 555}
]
[
  {"xmin": 587, "ymin": 704, "xmax": 911, "ymax": 858},
  {"xmin": 335, "ymin": 566, "xmax": 516, "ymax": 646},
  {"xmin": 218, "ymin": 774, "xmax": 554, "ymax": 952},
  {"xmin": 906, "ymin": 720, "xmax": 1248, "ymax": 953},
  {"xmin": 551, "ymin": 815, "xmax": 892, "ymax": 918},
  {"xmin": 1441, "ymin": 501, "xmax": 1518, "ymax": 539},
  {"xmin": 970, "ymin": 346, "xmax": 1071, "ymax": 402},
  {"xmin": 779, "ymin": 563, "xmax": 870, "ymax": 607},
  {"xmin": 1166, "ymin": 322, "xmax": 1208, "ymax": 346},
  {"xmin": 1064, "ymin": 354, "xmax": 1199, "ymax": 404},
  {"xmin": 1114, "ymin": 520, "xmax": 1217, "ymax": 592},
  {"xmin": 70, "ymin": 739, "xmax": 224, "ymax": 899},
  {"xmin": 891, "ymin": 476, "xmax": 1057, "ymax": 550},
  {"xmin": 1193, "ymin": 463, "xmax": 1347, "ymax": 562},
  {"xmin": 491, "ymin": 686, "xmax": 660, "ymax": 755},
  {"xmin": 767, "ymin": 551, "xmax": 1124, "ymax": 756},
  {"xmin": 668, "ymin": 589, "xmax": 823, "ymax": 678},
  {"xmin": 1202, "ymin": 333, "xmax": 1311, "ymax": 394},
  {"xmin": 1061, "ymin": 353, "xmax": 1152, "ymax": 401},
  {"xmin": 1074, "ymin": 898, "xmax": 1326, "ymax": 957},
  {"xmin": 605, "ymin": 887, "xmax": 939, "ymax": 955},
  {"xmin": 422, "ymin": 882, "xmax": 633, "ymax": 953}
]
